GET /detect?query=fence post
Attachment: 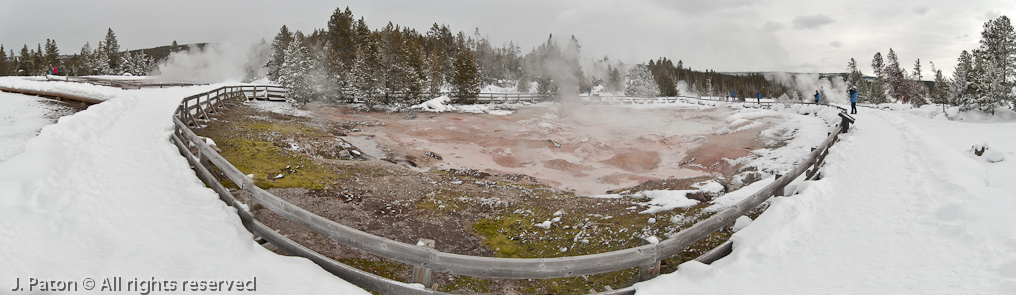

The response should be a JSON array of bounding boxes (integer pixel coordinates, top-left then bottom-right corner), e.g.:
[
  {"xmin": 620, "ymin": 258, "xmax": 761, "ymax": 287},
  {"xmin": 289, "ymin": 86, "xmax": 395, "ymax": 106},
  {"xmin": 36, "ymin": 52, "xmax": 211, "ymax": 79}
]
[
  {"xmin": 637, "ymin": 237, "xmax": 661, "ymax": 281},
  {"xmin": 411, "ymin": 239, "xmax": 436, "ymax": 289},
  {"xmin": 774, "ymin": 173, "xmax": 784, "ymax": 196}
]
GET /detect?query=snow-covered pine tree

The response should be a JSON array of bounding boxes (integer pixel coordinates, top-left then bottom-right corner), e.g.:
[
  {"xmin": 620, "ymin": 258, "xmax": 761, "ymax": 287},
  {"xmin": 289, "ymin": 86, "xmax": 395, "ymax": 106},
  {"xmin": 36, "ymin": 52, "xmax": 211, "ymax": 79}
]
[
  {"xmin": 425, "ymin": 52, "xmax": 443, "ymax": 97},
  {"xmin": 279, "ymin": 33, "xmax": 316, "ymax": 105},
  {"xmin": 451, "ymin": 48, "xmax": 480, "ymax": 103},
  {"xmin": 950, "ymin": 50, "xmax": 974, "ymax": 106},
  {"xmin": 351, "ymin": 34, "xmax": 383, "ymax": 106},
  {"xmin": 266, "ymin": 25, "xmax": 293, "ymax": 82},
  {"xmin": 607, "ymin": 64, "xmax": 622, "ymax": 94},
  {"xmin": 846, "ymin": 58, "xmax": 863, "ymax": 89},
  {"xmin": 93, "ymin": 41, "xmax": 112, "ymax": 75},
  {"xmin": 929, "ymin": 61, "xmax": 950, "ymax": 105},
  {"xmin": 33, "ymin": 44, "xmax": 44, "ymax": 75},
  {"xmin": 884, "ymin": 48, "xmax": 925, "ymax": 105},
  {"xmin": 103, "ymin": 28, "xmax": 121, "ymax": 74},
  {"xmin": 977, "ymin": 16, "xmax": 1016, "ymax": 111},
  {"xmin": 77, "ymin": 42, "xmax": 95, "ymax": 76},
  {"xmin": 625, "ymin": 64, "xmax": 658, "ymax": 98},
  {"xmin": 866, "ymin": 52, "xmax": 888, "ymax": 104}
]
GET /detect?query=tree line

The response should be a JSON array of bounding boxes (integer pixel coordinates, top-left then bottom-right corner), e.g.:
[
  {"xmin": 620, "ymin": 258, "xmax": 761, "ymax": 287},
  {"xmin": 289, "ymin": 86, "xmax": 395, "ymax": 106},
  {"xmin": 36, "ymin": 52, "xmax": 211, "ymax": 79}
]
[
  {"xmin": 0, "ymin": 28, "xmax": 157, "ymax": 77},
  {"xmin": 846, "ymin": 16, "xmax": 1016, "ymax": 113}
]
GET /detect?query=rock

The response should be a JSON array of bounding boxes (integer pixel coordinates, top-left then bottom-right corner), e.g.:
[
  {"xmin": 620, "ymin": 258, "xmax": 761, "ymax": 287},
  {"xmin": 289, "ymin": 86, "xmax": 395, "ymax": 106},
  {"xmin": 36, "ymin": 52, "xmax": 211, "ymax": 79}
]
[{"xmin": 425, "ymin": 151, "xmax": 443, "ymax": 160}]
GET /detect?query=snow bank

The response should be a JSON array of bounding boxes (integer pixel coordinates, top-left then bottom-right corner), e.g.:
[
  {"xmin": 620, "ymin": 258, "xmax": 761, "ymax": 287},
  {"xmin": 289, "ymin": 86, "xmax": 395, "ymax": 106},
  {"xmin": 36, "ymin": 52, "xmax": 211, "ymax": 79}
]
[
  {"xmin": 0, "ymin": 85, "xmax": 368, "ymax": 294},
  {"xmin": 410, "ymin": 95, "xmax": 515, "ymax": 115},
  {"xmin": 634, "ymin": 190, "xmax": 700, "ymax": 214},
  {"xmin": 636, "ymin": 107, "xmax": 1016, "ymax": 294},
  {"xmin": 0, "ymin": 92, "xmax": 74, "ymax": 162},
  {"xmin": 0, "ymin": 76, "xmax": 120, "ymax": 101}
]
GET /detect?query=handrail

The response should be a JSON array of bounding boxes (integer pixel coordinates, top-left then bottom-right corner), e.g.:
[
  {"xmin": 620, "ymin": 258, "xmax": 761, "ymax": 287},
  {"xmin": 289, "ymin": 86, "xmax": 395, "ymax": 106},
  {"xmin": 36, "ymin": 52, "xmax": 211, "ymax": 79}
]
[{"xmin": 169, "ymin": 86, "xmax": 849, "ymax": 292}]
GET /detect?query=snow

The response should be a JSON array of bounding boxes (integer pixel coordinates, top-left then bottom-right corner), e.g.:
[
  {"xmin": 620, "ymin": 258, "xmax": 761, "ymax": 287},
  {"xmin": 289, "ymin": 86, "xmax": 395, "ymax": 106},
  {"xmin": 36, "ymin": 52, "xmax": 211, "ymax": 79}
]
[
  {"xmin": 0, "ymin": 92, "xmax": 74, "ymax": 162},
  {"xmin": 634, "ymin": 190, "xmax": 701, "ymax": 214},
  {"xmin": 0, "ymin": 83, "xmax": 368, "ymax": 294},
  {"xmin": 636, "ymin": 106, "xmax": 1016, "ymax": 294},
  {"xmin": 410, "ymin": 95, "xmax": 515, "ymax": 115},
  {"xmin": 0, "ymin": 76, "xmax": 121, "ymax": 101},
  {"xmin": 248, "ymin": 100, "xmax": 314, "ymax": 117}
]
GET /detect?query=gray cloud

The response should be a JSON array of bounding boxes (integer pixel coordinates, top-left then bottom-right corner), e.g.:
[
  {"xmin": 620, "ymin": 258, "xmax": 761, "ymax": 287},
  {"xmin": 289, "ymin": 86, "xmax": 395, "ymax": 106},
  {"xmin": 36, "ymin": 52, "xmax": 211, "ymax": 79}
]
[
  {"xmin": 762, "ymin": 21, "xmax": 785, "ymax": 32},
  {"xmin": 830, "ymin": 41, "xmax": 842, "ymax": 48},
  {"xmin": 792, "ymin": 14, "xmax": 835, "ymax": 30},
  {"xmin": 913, "ymin": 7, "xmax": 929, "ymax": 15}
]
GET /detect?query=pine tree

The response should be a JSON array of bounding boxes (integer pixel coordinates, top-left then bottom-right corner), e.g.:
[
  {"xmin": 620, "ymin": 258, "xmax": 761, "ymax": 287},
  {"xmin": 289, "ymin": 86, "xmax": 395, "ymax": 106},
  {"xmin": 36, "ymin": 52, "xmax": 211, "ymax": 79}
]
[
  {"xmin": 326, "ymin": 7, "xmax": 358, "ymax": 69},
  {"xmin": 33, "ymin": 44, "xmax": 44, "ymax": 75},
  {"xmin": 44, "ymin": 39, "xmax": 60, "ymax": 73},
  {"xmin": 93, "ymin": 41, "xmax": 112, "ymax": 75},
  {"xmin": 846, "ymin": 58, "xmax": 863, "ymax": 88},
  {"xmin": 77, "ymin": 42, "xmax": 95, "ymax": 76},
  {"xmin": 242, "ymin": 39, "xmax": 271, "ymax": 82},
  {"xmin": 103, "ymin": 28, "xmax": 121, "ymax": 74},
  {"xmin": 950, "ymin": 50, "xmax": 974, "ymax": 106},
  {"xmin": 451, "ymin": 48, "xmax": 480, "ymax": 103},
  {"xmin": 867, "ymin": 52, "xmax": 888, "ymax": 104},
  {"xmin": 351, "ymin": 34, "xmax": 383, "ymax": 106},
  {"xmin": 0, "ymin": 45, "xmax": 7, "ymax": 76},
  {"xmin": 425, "ymin": 52, "xmax": 444, "ymax": 96},
  {"xmin": 170, "ymin": 40, "xmax": 179, "ymax": 53},
  {"xmin": 267, "ymin": 25, "xmax": 293, "ymax": 82},
  {"xmin": 625, "ymin": 64, "xmax": 658, "ymax": 98},
  {"xmin": 885, "ymin": 49, "xmax": 919, "ymax": 104},
  {"xmin": 279, "ymin": 33, "xmax": 315, "ymax": 105},
  {"xmin": 607, "ymin": 65, "xmax": 622, "ymax": 93},
  {"xmin": 977, "ymin": 16, "xmax": 1016, "ymax": 111},
  {"xmin": 929, "ymin": 61, "xmax": 951, "ymax": 105},
  {"xmin": 18, "ymin": 45, "xmax": 32, "ymax": 76}
]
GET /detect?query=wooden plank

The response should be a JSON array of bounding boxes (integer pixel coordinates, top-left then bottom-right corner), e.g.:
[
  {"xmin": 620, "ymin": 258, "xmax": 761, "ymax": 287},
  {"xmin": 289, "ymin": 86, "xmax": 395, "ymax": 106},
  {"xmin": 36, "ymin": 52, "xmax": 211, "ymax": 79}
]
[
  {"xmin": 172, "ymin": 117, "xmax": 253, "ymax": 189},
  {"xmin": 0, "ymin": 86, "xmax": 104, "ymax": 104},
  {"xmin": 694, "ymin": 240, "xmax": 733, "ymax": 265}
]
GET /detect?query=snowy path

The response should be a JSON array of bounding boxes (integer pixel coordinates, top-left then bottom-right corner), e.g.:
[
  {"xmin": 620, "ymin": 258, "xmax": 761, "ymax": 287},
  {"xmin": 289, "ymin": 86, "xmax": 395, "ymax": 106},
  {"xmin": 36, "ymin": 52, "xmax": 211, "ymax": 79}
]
[
  {"xmin": 636, "ymin": 108, "xmax": 1016, "ymax": 294},
  {"xmin": 0, "ymin": 87, "xmax": 368, "ymax": 294}
]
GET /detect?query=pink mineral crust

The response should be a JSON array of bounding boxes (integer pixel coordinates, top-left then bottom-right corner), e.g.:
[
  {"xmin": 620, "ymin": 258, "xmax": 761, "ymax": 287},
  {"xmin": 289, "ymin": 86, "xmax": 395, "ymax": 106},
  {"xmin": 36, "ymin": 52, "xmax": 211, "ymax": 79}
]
[{"xmin": 316, "ymin": 104, "xmax": 766, "ymax": 195}]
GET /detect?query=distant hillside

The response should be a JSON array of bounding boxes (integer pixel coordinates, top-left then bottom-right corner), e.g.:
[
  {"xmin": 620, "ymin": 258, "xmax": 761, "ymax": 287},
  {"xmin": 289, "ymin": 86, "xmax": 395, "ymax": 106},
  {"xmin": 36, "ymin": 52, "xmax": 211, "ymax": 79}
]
[{"xmin": 127, "ymin": 43, "xmax": 208, "ymax": 62}]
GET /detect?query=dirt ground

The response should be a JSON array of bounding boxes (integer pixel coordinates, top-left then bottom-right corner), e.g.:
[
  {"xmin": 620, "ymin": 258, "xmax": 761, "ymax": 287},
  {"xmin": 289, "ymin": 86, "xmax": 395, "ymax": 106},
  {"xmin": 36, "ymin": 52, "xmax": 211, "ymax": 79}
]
[{"xmin": 195, "ymin": 101, "xmax": 774, "ymax": 294}]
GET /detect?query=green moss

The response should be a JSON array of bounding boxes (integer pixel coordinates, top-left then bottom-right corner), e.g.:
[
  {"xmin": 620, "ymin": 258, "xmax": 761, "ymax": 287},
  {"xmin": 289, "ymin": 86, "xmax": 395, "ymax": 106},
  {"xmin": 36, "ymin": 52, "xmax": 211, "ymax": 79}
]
[
  {"xmin": 337, "ymin": 258, "xmax": 410, "ymax": 281},
  {"xmin": 439, "ymin": 276, "xmax": 492, "ymax": 293}
]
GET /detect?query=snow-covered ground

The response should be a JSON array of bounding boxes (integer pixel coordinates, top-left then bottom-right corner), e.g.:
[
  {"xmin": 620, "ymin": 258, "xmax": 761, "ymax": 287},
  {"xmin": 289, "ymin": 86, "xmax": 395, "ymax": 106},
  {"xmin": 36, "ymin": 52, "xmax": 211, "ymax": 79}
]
[
  {"xmin": 636, "ymin": 105, "xmax": 1016, "ymax": 294},
  {"xmin": 0, "ymin": 76, "xmax": 121, "ymax": 101},
  {"xmin": 0, "ymin": 92, "xmax": 75, "ymax": 162},
  {"xmin": 0, "ymin": 80, "xmax": 368, "ymax": 294}
]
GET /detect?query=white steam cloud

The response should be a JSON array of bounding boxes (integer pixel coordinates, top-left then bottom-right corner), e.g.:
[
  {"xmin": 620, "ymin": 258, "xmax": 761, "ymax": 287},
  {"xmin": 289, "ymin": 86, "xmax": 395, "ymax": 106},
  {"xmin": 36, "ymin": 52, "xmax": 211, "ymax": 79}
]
[
  {"xmin": 153, "ymin": 42, "xmax": 257, "ymax": 83},
  {"xmin": 765, "ymin": 72, "xmax": 849, "ymax": 104}
]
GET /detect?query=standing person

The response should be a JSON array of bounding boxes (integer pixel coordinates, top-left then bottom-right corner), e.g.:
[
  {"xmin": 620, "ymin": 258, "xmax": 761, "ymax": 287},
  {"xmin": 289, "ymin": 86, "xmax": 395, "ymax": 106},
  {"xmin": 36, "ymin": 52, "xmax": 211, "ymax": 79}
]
[
  {"xmin": 814, "ymin": 90, "xmax": 820, "ymax": 104},
  {"xmin": 47, "ymin": 64, "xmax": 53, "ymax": 75},
  {"xmin": 730, "ymin": 90, "xmax": 736, "ymax": 102},
  {"xmin": 849, "ymin": 86, "xmax": 858, "ymax": 114},
  {"xmin": 756, "ymin": 92, "xmax": 761, "ymax": 104},
  {"xmin": 52, "ymin": 65, "xmax": 58, "ymax": 76}
]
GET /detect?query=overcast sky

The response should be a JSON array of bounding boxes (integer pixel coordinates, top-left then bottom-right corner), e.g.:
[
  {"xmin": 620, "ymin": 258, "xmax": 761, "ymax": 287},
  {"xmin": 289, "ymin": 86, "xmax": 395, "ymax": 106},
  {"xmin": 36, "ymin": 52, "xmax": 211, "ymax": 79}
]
[{"xmin": 2, "ymin": 0, "xmax": 1013, "ymax": 77}]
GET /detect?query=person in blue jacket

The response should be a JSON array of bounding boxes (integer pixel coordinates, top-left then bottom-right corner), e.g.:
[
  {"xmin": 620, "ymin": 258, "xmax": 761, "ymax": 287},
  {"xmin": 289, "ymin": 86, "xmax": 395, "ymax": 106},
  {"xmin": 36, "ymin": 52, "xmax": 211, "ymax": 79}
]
[
  {"xmin": 849, "ymin": 87, "xmax": 858, "ymax": 114},
  {"xmin": 814, "ymin": 90, "xmax": 820, "ymax": 104},
  {"xmin": 756, "ymin": 92, "xmax": 761, "ymax": 104}
]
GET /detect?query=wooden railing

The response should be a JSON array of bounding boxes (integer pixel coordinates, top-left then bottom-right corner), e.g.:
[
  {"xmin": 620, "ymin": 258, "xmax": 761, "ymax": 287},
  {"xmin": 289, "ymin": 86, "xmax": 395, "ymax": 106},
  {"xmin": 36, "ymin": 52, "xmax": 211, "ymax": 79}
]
[{"xmin": 169, "ymin": 86, "xmax": 853, "ymax": 294}]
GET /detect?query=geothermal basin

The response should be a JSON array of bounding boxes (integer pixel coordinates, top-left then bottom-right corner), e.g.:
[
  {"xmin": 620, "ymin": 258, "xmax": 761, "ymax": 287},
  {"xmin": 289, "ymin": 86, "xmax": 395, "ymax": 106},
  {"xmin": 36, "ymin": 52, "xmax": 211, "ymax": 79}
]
[{"xmin": 316, "ymin": 103, "xmax": 768, "ymax": 196}]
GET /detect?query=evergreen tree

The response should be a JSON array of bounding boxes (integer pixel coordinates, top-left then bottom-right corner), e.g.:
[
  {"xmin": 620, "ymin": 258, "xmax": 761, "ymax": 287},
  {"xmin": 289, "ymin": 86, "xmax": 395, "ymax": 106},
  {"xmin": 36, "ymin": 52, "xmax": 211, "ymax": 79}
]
[
  {"xmin": 451, "ymin": 48, "xmax": 480, "ymax": 103},
  {"xmin": 93, "ymin": 41, "xmax": 112, "ymax": 75},
  {"xmin": 33, "ymin": 44, "xmax": 44, "ymax": 75},
  {"xmin": 18, "ymin": 45, "xmax": 32, "ymax": 75},
  {"xmin": 170, "ymin": 40, "xmax": 179, "ymax": 53},
  {"xmin": 867, "ymin": 52, "xmax": 888, "ymax": 103},
  {"xmin": 0, "ymin": 45, "xmax": 7, "ymax": 76},
  {"xmin": 425, "ymin": 52, "xmax": 444, "ymax": 96},
  {"xmin": 279, "ymin": 33, "xmax": 315, "ymax": 105},
  {"xmin": 607, "ymin": 65, "xmax": 622, "ymax": 93},
  {"xmin": 625, "ymin": 64, "xmax": 658, "ymax": 97},
  {"xmin": 266, "ymin": 25, "xmax": 293, "ymax": 82},
  {"xmin": 44, "ymin": 39, "xmax": 60, "ymax": 73},
  {"xmin": 242, "ymin": 39, "xmax": 271, "ymax": 82},
  {"xmin": 977, "ymin": 16, "xmax": 1016, "ymax": 111},
  {"xmin": 77, "ymin": 42, "xmax": 95, "ymax": 76},
  {"xmin": 351, "ymin": 34, "xmax": 383, "ymax": 106},
  {"xmin": 950, "ymin": 50, "xmax": 974, "ymax": 106},
  {"xmin": 563, "ymin": 35, "xmax": 587, "ymax": 94},
  {"xmin": 912, "ymin": 58, "xmax": 923, "ymax": 81},
  {"xmin": 929, "ymin": 61, "xmax": 950, "ymax": 105},
  {"xmin": 326, "ymin": 7, "xmax": 358, "ymax": 68},
  {"xmin": 846, "ymin": 58, "xmax": 863, "ymax": 88},
  {"xmin": 103, "ymin": 28, "xmax": 121, "ymax": 74}
]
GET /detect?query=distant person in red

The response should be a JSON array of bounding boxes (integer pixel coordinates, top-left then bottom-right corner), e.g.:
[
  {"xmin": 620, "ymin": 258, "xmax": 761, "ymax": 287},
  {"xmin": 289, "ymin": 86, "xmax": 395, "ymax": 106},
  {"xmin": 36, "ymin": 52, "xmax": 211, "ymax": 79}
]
[{"xmin": 52, "ymin": 65, "xmax": 58, "ymax": 76}]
